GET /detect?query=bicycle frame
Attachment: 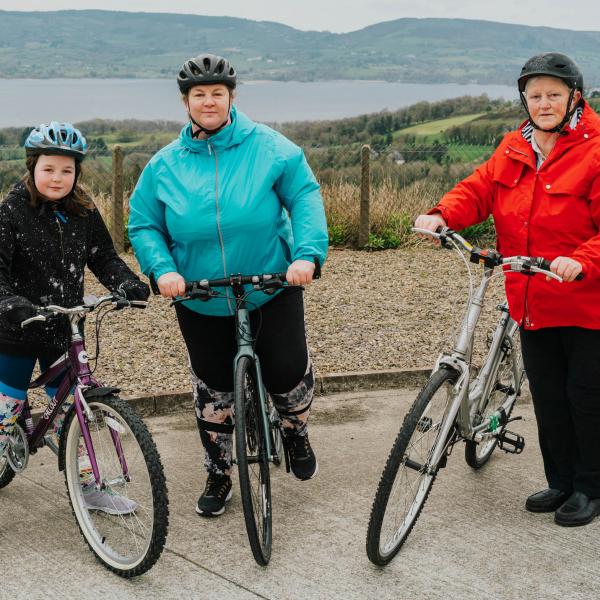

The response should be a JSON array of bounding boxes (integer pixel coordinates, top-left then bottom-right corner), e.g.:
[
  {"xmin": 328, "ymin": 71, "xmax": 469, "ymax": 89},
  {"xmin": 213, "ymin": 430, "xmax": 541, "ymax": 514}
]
[
  {"xmin": 232, "ymin": 301, "xmax": 273, "ymax": 461},
  {"xmin": 23, "ymin": 311, "xmax": 127, "ymax": 488},
  {"xmin": 429, "ymin": 265, "xmax": 522, "ymax": 468}
]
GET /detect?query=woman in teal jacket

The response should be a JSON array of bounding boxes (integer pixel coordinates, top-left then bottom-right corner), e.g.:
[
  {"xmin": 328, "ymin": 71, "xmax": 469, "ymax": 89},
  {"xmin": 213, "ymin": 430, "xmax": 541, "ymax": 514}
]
[{"xmin": 129, "ymin": 53, "xmax": 328, "ymax": 517}]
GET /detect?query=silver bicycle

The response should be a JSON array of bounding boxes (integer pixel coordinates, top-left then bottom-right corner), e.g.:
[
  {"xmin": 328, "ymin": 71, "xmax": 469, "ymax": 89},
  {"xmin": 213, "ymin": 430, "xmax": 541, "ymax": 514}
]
[{"xmin": 366, "ymin": 227, "xmax": 567, "ymax": 566}]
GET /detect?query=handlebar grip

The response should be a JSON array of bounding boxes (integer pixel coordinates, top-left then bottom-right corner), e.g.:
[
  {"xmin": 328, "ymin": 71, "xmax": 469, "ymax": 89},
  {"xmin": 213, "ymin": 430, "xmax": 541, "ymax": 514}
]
[{"xmin": 539, "ymin": 258, "xmax": 584, "ymax": 281}]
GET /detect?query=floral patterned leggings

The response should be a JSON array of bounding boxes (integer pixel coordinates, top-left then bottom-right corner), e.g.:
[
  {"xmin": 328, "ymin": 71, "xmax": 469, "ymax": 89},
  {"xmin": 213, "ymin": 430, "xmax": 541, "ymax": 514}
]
[{"xmin": 175, "ymin": 286, "xmax": 315, "ymax": 476}]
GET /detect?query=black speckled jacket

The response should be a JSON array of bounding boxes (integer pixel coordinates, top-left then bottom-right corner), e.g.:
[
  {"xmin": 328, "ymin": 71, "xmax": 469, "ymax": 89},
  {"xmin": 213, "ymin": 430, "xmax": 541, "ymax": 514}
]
[{"xmin": 0, "ymin": 182, "xmax": 140, "ymax": 358}]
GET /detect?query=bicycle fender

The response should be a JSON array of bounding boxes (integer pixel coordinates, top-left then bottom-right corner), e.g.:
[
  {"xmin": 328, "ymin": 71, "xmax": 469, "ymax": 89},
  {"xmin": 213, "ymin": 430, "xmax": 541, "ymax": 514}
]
[{"xmin": 83, "ymin": 386, "xmax": 121, "ymax": 399}]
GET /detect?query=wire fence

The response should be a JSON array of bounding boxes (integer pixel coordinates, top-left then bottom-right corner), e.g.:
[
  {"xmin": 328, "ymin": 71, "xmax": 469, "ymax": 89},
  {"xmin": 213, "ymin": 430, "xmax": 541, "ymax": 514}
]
[{"xmin": 0, "ymin": 140, "xmax": 494, "ymax": 250}]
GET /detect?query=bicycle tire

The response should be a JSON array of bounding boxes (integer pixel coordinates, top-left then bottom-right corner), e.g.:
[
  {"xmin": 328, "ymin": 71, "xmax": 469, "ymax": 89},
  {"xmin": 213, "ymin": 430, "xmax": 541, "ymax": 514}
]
[
  {"xmin": 366, "ymin": 367, "xmax": 458, "ymax": 566},
  {"xmin": 0, "ymin": 455, "xmax": 15, "ymax": 489},
  {"xmin": 62, "ymin": 394, "xmax": 169, "ymax": 577},
  {"xmin": 465, "ymin": 332, "xmax": 523, "ymax": 469},
  {"xmin": 234, "ymin": 356, "xmax": 272, "ymax": 566}
]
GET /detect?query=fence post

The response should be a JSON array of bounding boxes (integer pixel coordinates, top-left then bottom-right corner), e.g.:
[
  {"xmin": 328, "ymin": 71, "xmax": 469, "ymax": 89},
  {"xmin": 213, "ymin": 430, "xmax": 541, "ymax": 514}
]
[
  {"xmin": 111, "ymin": 145, "xmax": 124, "ymax": 253},
  {"xmin": 358, "ymin": 144, "xmax": 371, "ymax": 248}
]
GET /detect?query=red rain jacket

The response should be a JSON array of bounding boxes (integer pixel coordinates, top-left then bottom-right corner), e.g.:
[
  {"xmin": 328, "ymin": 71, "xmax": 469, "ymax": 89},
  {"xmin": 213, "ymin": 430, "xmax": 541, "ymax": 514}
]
[{"xmin": 431, "ymin": 101, "xmax": 600, "ymax": 330}]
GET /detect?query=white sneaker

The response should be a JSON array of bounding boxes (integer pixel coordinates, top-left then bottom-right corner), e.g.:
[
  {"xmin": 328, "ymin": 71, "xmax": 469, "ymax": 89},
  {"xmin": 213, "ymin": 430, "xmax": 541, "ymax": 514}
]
[{"xmin": 83, "ymin": 486, "xmax": 138, "ymax": 515}]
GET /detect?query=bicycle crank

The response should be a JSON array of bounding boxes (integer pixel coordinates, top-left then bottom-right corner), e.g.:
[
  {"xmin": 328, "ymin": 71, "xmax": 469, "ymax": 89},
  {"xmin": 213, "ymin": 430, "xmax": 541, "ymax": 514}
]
[{"xmin": 6, "ymin": 423, "xmax": 29, "ymax": 473}]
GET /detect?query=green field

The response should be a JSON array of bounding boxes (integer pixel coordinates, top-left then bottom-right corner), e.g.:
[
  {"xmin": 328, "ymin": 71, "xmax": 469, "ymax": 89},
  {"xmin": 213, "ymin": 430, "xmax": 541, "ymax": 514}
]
[{"xmin": 394, "ymin": 113, "xmax": 484, "ymax": 139}]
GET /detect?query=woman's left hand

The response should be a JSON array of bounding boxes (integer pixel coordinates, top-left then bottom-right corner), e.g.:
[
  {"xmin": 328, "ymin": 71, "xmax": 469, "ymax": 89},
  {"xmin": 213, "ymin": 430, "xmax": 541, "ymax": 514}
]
[
  {"xmin": 549, "ymin": 256, "xmax": 583, "ymax": 282},
  {"xmin": 286, "ymin": 259, "xmax": 316, "ymax": 285}
]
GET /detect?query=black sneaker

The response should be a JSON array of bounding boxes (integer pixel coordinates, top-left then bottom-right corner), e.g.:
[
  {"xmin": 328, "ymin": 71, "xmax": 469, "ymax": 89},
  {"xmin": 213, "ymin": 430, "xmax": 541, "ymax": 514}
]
[
  {"xmin": 196, "ymin": 473, "xmax": 232, "ymax": 517},
  {"xmin": 283, "ymin": 432, "xmax": 318, "ymax": 481}
]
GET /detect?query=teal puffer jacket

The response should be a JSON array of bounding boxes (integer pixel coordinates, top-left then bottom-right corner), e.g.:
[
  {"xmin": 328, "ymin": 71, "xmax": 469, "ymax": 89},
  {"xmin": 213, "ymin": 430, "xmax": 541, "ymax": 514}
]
[{"xmin": 128, "ymin": 106, "xmax": 328, "ymax": 316}]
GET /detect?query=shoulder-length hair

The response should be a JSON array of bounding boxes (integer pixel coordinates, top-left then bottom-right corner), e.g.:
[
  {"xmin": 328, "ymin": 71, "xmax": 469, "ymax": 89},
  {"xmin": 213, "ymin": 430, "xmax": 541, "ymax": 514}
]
[{"xmin": 23, "ymin": 154, "xmax": 94, "ymax": 216}]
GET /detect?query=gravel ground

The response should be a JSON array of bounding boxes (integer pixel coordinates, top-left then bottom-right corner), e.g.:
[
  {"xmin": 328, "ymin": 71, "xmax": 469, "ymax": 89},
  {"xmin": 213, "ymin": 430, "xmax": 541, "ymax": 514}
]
[{"xmin": 30, "ymin": 243, "xmax": 508, "ymax": 403}]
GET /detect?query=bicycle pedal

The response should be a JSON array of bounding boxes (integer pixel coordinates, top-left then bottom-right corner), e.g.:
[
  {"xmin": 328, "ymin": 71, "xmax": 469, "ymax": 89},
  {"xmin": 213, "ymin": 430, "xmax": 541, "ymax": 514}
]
[
  {"xmin": 494, "ymin": 383, "xmax": 515, "ymax": 395},
  {"xmin": 497, "ymin": 430, "xmax": 525, "ymax": 454}
]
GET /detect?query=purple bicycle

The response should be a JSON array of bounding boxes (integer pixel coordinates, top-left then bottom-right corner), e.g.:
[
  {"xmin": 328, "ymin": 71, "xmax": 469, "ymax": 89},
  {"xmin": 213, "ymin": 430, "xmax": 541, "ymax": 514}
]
[{"xmin": 0, "ymin": 292, "xmax": 169, "ymax": 577}]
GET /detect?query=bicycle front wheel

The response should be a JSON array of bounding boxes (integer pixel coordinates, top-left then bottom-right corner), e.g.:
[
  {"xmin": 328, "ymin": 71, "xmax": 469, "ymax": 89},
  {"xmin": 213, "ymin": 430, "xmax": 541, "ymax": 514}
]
[
  {"xmin": 235, "ymin": 356, "xmax": 272, "ymax": 566},
  {"xmin": 0, "ymin": 454, "xmax": 15, "ymax": 489},
  {"xmin": 62, "ymin": 394, "xmax": 169, "ymax": 577},
  {"xmin": 366, "ymin": 367, "xmax": 458, "ymax": 566}
]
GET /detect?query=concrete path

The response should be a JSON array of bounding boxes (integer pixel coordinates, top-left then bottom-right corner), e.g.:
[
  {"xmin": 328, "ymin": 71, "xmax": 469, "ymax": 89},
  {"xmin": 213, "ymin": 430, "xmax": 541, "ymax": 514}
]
[{"xmin": 1, "ymin": 388, "xmax": 598, "ymax": 599}]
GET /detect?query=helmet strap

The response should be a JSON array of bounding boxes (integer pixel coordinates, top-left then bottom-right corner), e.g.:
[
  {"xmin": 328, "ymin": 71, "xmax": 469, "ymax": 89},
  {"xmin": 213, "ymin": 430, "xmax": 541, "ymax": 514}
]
[
  {"xmin": 520, "ymin": 88, "xmax": 580, "ymax": 134},
  {"xmin": 188, "ymin": 94, "xmax": 233, "ymax": 139}
]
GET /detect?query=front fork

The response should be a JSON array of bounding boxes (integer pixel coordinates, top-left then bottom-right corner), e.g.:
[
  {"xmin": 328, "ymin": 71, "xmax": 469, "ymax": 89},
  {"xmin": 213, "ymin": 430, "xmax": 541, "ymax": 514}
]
[
  {"xmin": 72, "ymin": 385, "xmax": 130, "ymax": 489},
  {"xmin": 428, "ymin": 357, "xmax": 470, "ymax": 469}
]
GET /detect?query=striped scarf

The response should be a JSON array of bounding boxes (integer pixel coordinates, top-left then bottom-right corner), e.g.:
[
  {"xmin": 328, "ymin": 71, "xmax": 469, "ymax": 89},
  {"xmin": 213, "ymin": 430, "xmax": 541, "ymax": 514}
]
[{"xmin": 522, "ymin": 105, "xmax": 583, "ymax": 143}]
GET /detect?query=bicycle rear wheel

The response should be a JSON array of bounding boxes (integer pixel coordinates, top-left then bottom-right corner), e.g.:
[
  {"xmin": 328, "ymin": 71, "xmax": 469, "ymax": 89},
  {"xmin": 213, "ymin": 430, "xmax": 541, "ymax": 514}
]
[
  {"xmin": 465, "ymin": 331, "xmax": 523, "ymax": 469},
  {"xmin": 366, "ymin": 368, "xmax": 458, "ymax": 566},
  {"xmin": 235, "ymin": 356, "xmax": 272, "ymax": 566},
  {"xmin": 62, "ymin": 394, "xmax": 169, "ymax": 577},
  {"xmin": 268, "ymin": 398, "xmax": 283, "ymax": 467}
]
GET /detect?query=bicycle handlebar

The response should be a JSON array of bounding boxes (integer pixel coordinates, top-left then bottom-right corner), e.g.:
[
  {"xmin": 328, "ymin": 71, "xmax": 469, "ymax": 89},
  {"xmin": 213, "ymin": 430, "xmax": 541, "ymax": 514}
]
[
  {"xmin": 149, "ymin": 257, "xmax": 321, "ymax": 297},
  {"xmin": 20, "ymin": 293, "xmax": 147, "ymax": 328},
  {"xmin": 185, "ymin": 272, "xmax": 288, "ymax": 292},
  {"xmin": 412, "ymin": 227, "xmax": 583, "ymax": 282}
]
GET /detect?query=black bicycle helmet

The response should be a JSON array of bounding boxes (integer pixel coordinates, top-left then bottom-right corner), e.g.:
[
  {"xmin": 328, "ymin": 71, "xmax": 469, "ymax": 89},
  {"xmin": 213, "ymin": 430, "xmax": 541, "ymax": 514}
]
[
  {"xmin": 518, "ymin": 52, "xmax": 583, "ymax": 93},
  {"xmin": 177, "ymin": 53, "xmax": 237, "ymax": 93},
  {"xmin": 517, "ymin": 52, "xmax": 584, "ymax": 134}
]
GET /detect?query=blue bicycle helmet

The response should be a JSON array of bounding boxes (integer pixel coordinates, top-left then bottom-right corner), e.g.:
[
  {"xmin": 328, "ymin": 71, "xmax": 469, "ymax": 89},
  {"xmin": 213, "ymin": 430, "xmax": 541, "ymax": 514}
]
[{"xmin": 24, "ymin": 122, "xmax": 88, "ymax": 160}]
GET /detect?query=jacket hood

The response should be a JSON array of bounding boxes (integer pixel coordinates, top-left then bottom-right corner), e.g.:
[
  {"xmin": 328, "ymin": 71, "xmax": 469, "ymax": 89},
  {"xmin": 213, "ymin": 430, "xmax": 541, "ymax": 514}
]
[
  {"xmin": 8, "ymin": 181, "xmax": 29, "ymax": 200},
  {"xmin": 178, "ymin": 105, "xmax": 256, "ymax": 153}
]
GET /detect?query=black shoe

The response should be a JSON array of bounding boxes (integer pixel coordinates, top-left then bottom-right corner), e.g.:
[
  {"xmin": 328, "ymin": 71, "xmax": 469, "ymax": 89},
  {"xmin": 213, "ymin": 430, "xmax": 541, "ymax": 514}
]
[
  {"xmin": 196, "ymin": 473, "xmax": 232, "ymax": 517},
  {"xmin": 555, "ymin": 491, "xmax": 600, "ymax": 527},
  {"xmin": 282, "ymin": 432, "xmax": 318, "ymax": 481},
  {"xmin": 525, "ymin": 488, "xmax": 571, "ymax": 513}
]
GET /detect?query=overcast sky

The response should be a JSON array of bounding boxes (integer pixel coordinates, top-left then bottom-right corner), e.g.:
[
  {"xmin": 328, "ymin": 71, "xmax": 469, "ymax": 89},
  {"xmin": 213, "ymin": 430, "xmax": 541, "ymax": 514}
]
[{"xmin": 1, "ymin": 0, "xmax": 599, "ymax": 33}]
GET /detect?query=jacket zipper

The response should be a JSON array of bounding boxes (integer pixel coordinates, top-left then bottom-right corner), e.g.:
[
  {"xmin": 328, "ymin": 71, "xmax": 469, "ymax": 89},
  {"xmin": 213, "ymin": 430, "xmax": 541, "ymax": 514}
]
[
  {"xmin": 523, "ymin": 170, "xmax": 539, "ymax": 329},
  {"xmin": 55, "ymin": 212, "xmax": 66, "ymax": 304},
  {"xmin": 209, "ymin": 142, "xmax": 234, "ymax": 314}
]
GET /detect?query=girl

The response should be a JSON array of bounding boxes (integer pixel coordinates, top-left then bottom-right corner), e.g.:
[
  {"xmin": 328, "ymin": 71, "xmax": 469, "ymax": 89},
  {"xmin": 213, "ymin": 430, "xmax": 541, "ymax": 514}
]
[{"xmin": 0, "ymin": 121, "xmax": 149, "ymax": 514}]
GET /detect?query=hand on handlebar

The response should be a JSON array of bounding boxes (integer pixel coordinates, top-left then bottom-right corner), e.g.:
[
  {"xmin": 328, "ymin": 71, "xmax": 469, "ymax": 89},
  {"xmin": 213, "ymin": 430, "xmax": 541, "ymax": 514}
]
[
  {"xmin": 548, "ymin": 257, "xmax": 583, "ymax": 283},
  {"xmin": 157, "ymin": 272, "xmax": 186, "ymax": 298},
  {"xmin": 117, "ymin": 279, "xmax": 151, "ymax": 302},
  {"xmin": 286, "ymin": 259, "xmax": 315, "ymax": 285},
  {"xmin": 414, "ymin": 213, "xmax": 447, "ymax": 245},
  {"xmin": 2, "ymin": 295, "xmax": 37, "ymax": 325}
]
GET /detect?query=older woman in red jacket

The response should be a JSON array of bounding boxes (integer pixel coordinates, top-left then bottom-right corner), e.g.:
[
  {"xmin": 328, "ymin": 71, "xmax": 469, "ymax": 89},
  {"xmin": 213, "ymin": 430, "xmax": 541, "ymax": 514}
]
[{"xmin": 416, "ymin": 52, "xmax": 600, "ymax": 527}]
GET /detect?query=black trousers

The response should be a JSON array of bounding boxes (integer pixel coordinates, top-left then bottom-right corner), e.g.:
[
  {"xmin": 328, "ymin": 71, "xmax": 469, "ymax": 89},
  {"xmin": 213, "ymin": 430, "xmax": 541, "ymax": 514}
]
[
  {"xmin": 175, "ymin": 286, "xmax": 308, "ymax": 394},
  {"xmin": 520, "ymin": 326, "xmax": 600, "ymax": 497}
]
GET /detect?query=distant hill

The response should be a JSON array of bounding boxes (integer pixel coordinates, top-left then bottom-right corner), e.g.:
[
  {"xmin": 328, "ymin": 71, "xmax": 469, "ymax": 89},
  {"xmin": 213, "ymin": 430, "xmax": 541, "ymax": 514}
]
[{"xmin": 1, "ymin": 11, "xmax": 600, "ymax": 86}]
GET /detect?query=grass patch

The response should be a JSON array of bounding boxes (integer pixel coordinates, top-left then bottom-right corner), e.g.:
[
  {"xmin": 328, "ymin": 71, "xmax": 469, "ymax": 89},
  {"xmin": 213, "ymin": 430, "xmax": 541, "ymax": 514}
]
[{"xmin": 393, "ymin": 113, "xmax": 484, "ymax": 139}]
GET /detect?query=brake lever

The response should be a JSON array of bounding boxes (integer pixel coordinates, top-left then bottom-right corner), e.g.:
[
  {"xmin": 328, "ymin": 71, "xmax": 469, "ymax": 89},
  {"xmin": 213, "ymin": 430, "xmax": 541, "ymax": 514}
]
[
  {"xmin": 21, "ymin": 314, "xmax": 47, "ymax": 328},
  {"xmin": 168, "ymin": 289, "xmax": 213, "ymax": 307}
]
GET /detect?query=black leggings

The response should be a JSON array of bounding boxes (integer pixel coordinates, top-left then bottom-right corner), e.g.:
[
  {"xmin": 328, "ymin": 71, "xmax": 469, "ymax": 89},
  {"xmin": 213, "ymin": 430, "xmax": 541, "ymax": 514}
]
[
  {"xmin": 520, "ymin": 326, "xmax": 600, "ymax": 497},
  {"xmin": 175, "ymin": 286, "xmax": 308, "ymax": 394}
]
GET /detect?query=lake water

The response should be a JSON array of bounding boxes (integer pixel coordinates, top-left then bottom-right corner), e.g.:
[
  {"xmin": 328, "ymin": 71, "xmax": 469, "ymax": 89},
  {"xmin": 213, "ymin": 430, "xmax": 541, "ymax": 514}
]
[{"xmin": 0, "ymin": 79, "xmax": 517, "ymax": 127}]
